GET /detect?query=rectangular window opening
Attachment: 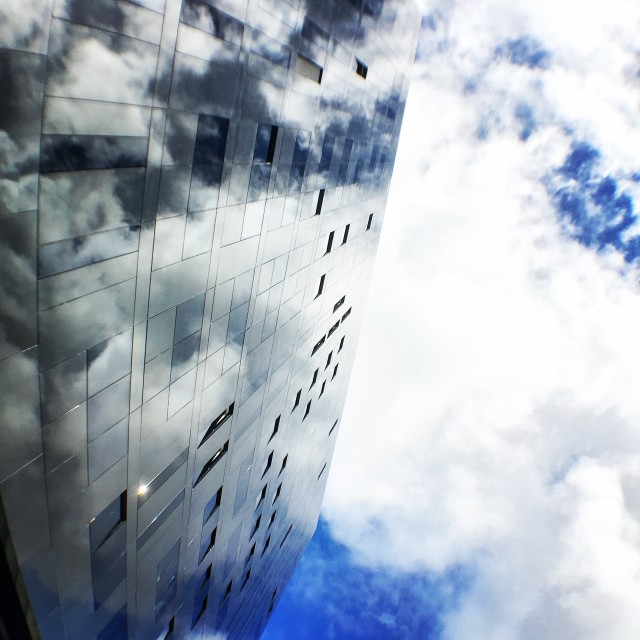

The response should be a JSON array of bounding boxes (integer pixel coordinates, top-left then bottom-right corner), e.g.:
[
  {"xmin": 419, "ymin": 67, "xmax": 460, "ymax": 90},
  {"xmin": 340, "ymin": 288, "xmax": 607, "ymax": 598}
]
[
  {"xmin": 319, "ymin": 381, "xmax": 326, "ymax": 397},
  {"xmin": 333, "ymin": 296, "xmax": 345, "ymax": 312},
  {"xmin": 367, "ymin": 213, "xmax": 374, "ymax": 230},
  {"xmin": 273, "ymin": 483, "xmax": 282, "ymax": 504},
  {"xmin": 293, "ymin": 389, "xmax": 301, "ymax": 410},
  {"xmin": 332, "ymin": 364, "xmax": 339, "ymax": 380},
  {"xmin": 356, "ymin": 58, "xmax": 368, "ymax": 78},
  {"xmin": 315, "ymin": 189, "xmax": 325, "ymax": 215},
  {"xmin": 328, "ymin": 321, "xmax": 339, "ymax": 337},
  {"xmin": 303, "ymin": 400, "xmax": 311, "ymax": 420},
  {"xmin": 296, "ymin": 54, "xmax": 323, "ymax": 83},
  {"xmin": 338, "ymin": 336, "xmax": 345, "ymax": 351},
  {"xmin": 262, "ymin": 536, "xmax": 271, "ymax": 556},
  {"xmin": 310, "ymin": 368, "xmax": 319, "ymax": 388},
  {"xmin": 311, "ymin": 335, "xmax": 325, "ymax": 356},
  {"xmin": 325, "ymin": 351, "xmax": 333, "ymax": 369},
  {"xmin": 199, "ymin": 403, "xmax": 234, "ymax": 448},
  {"xmin": 269, "ymin": 415, "xmax": 280, "ymax": 441},
  {"xmin": 316, "ymin": 274, "xmax": 325, "ymax": 297},
  {"xmin": 194, "ymin": 442, "xmax": 229, "ymax": 487},
  {"xmin": 325, "ymin": 231, "xmax": 334, "ymax": 254},
  {"xmin": 342, "ymin": 224, "xmax": 350, "ymax": 244},
  {"xmin": 263, "ymin": 452, "xmax": 274, "ymax": 477}
]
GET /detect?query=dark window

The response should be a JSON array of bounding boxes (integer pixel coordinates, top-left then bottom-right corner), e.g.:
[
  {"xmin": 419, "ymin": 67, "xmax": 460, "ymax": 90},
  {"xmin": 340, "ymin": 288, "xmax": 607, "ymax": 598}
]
[
  {"xmin": 256, "ymin": 484, "xmax": 267, "ymax": 507},
  {"xmin": 332, "ymin": 364, "xmax": 339, "ymax": 380},
  {"xmin": 268, "ymin": 510, "xmax": 277, "ymax": 528},
  {"xmin": 293, "ymin": 389, "xmax": 301, "ymax": 410},
  {"xmin": 241, "ymin": 568, "xmax": 251, "ymax": 590},
  {"xmin": 194, "ymin": 441, "xmax": 229, "ymax": 487},
  {"xmin": 325, "ymin": 351, "xmax": 333, "ymax": 369},
  {"xmin": 311, "ymin": 335, "xmax": 325, "ymax": 355},
  {"xmin": 273, "ymin": 483, "xmax": 282, "ymax": 504},
  {"xmin": 246, "ymin": 543, "xmax": 256, "ymax": 565},
  {"xmin": 341, "ymin": 307, "xmax": 352, "ymax": 322},
  {"xmin": 192, "ymin": 592, "xmax": 208, "ymax": 629},
  {"xmin": 342, "ymin": 224, "xmax": 350, "ymax": 244},
  {"xmin": 199, "ymin": 527, "xmax": 217, "ymax": 563},
  {"xmin": 224, "ymin": 580, "xmax": 233, "ymax": 599},
  {"xmin": 292, "ymin": 130, "xmax": 310, "ymax": 165},
  {"xmin": 252, "ymin": 516, "xmax": 261, "ymax": 537},
  {"xmin": 280, "ymin": 525, "xmax": 293, "ymax": 547},
  {"xmin": 326, "ymin": 231, "xmax": 335, "ymax": 254},
  {"xmin": 339, "ymin": 336, "xmax": 345, "ymax": 351},
  {"xmin": 318, "ymin": 463, "xmax": 327, "ymax": 479},
  {"xmin": 263, "ymin": 452, "xmax": 273, "ymax": 476},
  {"xmin": 328, "ymin": 321, "xmax": 339, "ymax": 337},
  {"xmin": 91, "ymin": 492, "xmax": 127, "ymax": 552},
  {"xmin": 319, "ymin": 381, "xmax": 326, "ymax": 397},
  {"xmin": 159, "ymin": 616, "xmax": 175, "ymax": 640},
  {"xmin": 254, "ymin": 124, "xmax": 279, "ymax": 164},
  {"xmin": 367, "ymin": 213, "xmax": 374, "ymax": 230},
  {"xmin": 329, "ymin": 419, "xmax": 338, "ymax": 436},
  {"xmin": 279, "ymin": 454, "xmax": 288, "ymax": 475},
  {"xmin": 310, "ymin": 368, "xmax": 319, "ymax": 388},
  {"xmin": 262, "ymin": 536, "xmax": 271, "ymax": 556},
  {"xmin": 356, "ymin": 58, "xmax": 368, "ymax": 78},
  {"xmin": 333, "ymin": 296, "xmax": 345, "ymax": 312},
  {"xmin": 316, "ymin": 274, "xmax": 325, "ymax": 297},
  {"xmin": 198, "ymin": 564, "xmax": 212, "ymax": 593},
  {"xmin": 269, "ymin": 415, "xmax": 280, "ymax": 441},
  {"xmin": 296, "ymin": 54, "xmax": 323, "ymax": 83},
  {"xmin": 199, "ymin": 403, "xmax": 234, "ymax": 448},
  {"xmin": 303, "ymin": 400, "xmax": 311, "ymax": 419},
  {"xmin": 203, "ymin": 486, "xmax": 223, "ymax": 525},
  {"xmin": 315, "ymin": 189, "xmax": 325, "ymax": 215}
]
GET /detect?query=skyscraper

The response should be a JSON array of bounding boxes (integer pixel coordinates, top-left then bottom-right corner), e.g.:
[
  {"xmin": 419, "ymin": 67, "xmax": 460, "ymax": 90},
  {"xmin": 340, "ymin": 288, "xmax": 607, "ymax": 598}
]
[{"xmin": 0, "ymin": 0, "xmax": 419, "ymax": 638}]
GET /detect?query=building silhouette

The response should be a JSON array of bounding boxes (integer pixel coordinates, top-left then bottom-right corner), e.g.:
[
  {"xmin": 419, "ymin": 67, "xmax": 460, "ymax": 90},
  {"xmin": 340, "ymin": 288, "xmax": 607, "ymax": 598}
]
[{"xmin": 0, "ymin": 0, "xmax": 419, "ymax": 638}]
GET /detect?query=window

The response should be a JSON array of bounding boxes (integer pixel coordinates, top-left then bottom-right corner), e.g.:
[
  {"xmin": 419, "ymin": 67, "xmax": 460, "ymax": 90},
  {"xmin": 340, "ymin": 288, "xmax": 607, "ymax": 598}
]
[
  {"xmin": 328, "ymin": 321, "xmax": 339, "ymax": 337},
  {"xmin": 303, "ymin": 400, "xmax": 311, "ymax": 420},
  {"xmin": 252, "ymin": 516, "xmax": 261, "ymax": 537},
  {"xmin": 325, "ymin": 351, "xmax": 333, "ymax": 369},
  {"xmin": 318, "ymin": 134, "xmax": 334, "ymax": 172},
  {"xmin": 224, "ymin": 580, "xmax": 233, "ymax": 600},
  {"xmin": 329, "ymin": 419, "xmax": 338, "ymax": 436},
  {"xmin": 241, "ymin": 568, "xmax": 251, "ymax": 591},
  {"xmin": 156, "ymin": 616, "xmax": 174, "ymax": 640},
  {"xmin": 245, "ymin": 543, "xmax": 256, "ymax": 565},
  {"xmin": 262, "ymin": 536, "xmax": 271, "ymax": 556},
  {"xmin": 316, "ymin": 274, "xmax": 325, "ymax": 297},
  {"xmin": 293, "ymin": 389, "xmax": 301, "ymax": 410},
  {"xmin": 319, "ymin": 381, "xmax": 326, "ymax": 397},
  {"xmin": 332, "ymin": 364, "xmax": 339, "ymax": 380},
  {"xmin": 333, "ymin": 296, "xmax": 345, "ymax": 312},
  {"xmin": 296, "ymin": 54, "xmax": 323, "ymax": 83},
  {"xmin": 318, "ymin": 463, "xmax": 327, "ymax": 479},
  {"xmin": 192, "ymin": 594, "xmax": 208, "ymax": 629},
  {"xmin": 310, "ymin": 368, "xmax": 319, "ymax": 388},
  {"xmin": 367, "ymin": 213, "xmax": 374, "ymax": 230},
  {"xmin": 279, "ymin": 454, "xmax": 288, "ymax": 475},
  {"xmin": 203, "ymin": 486, "xmax": 223, "ymax": 525},
  {"xmin": 256, "ymin": 484, "xmax": 267, "ymax": 507},
  {"xmin": 198, "ymin": 564, "xmax": 212, "ymax": 593},
  {"xmin": 262, "ymin": 452, "xmax": 273, "ymax": 477},
  {"xmin": 273, "ymin": 483, "xmax": 282, "ymax": 504},
  {"xmin": 341, "ymin": 307, "xmax": 352, "ymax": 322},
  {"xmin": 311, "ymin": 335, "xmax": 325, "ymax": 355},
  {"xmin": 268, "ymin": 510, "xmax": 277, "ymax": 529},
  {"xmin": 91, "ymin": 492, "xmax": 127, "ymax": 552},
  {"xmin": 269, "ymin": 415, "xmax": 280, "ymax": 441},
  {"xmin": 338, "ymin": 336, "xmax": 345, "ymax": 351},
  {"xmin": 193, "ymin": 441, "xmax": 229, "ymax": 487},
  {"xmin": 199, "ymin": 527, "xmax": 217, "ymax": 563},
  {"xmin": 342, "ymin": 224, "xmax": 350, "ymax": 244},
  {"xmin": 254, "ymin": 124, "xmax": 278, "ymax": 164},
  {"xmin": 325, "ymin": 231, "xmax": 334, "ymax": 254},
  {"xmin": 199, "ymin": 403, "xmax": 234, "ymax": 448},
  {"xmin": 280, "ymin": 525, "xmax": 293, "ymax": 547},
  {"xmin": 356, "ymin": 58, "xmax": 368, "ymax": 78},
  {"xmin": 315, "ymin": 189, "xmax": 325, "ymax": 215}
]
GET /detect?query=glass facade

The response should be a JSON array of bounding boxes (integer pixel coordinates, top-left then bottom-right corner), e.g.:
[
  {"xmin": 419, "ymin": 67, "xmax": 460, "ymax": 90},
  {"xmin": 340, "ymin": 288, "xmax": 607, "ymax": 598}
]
[{"xmin": 0, "ymin": 0, "xmax": 419, "ymax": 638}]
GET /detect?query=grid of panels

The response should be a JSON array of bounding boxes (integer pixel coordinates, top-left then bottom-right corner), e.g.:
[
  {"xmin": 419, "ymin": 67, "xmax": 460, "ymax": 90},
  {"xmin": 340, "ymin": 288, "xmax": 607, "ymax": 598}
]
[{"xmin": 0, "ymin": 0, "xmax": 420, "ymax": 638}]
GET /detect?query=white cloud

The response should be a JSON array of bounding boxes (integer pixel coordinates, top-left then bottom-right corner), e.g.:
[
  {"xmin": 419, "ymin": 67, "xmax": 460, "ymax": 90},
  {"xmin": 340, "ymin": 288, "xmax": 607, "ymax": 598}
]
[{"xmin": 322, "ymin": 1, "xmax": 640, "ymax": 638}]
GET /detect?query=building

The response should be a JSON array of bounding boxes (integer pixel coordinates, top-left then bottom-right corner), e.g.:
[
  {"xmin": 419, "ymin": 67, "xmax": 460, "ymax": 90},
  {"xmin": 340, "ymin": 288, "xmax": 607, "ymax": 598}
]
[{"xmin": 0, "ymin": 0, "xmax": 420, "ymax": 638}]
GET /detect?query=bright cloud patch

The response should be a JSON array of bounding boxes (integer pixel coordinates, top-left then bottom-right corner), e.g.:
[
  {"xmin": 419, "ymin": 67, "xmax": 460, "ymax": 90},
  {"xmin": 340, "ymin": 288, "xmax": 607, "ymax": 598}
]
[{"xmin": 320, "ymin": 0, "xmax": 640, "ymax": 639}]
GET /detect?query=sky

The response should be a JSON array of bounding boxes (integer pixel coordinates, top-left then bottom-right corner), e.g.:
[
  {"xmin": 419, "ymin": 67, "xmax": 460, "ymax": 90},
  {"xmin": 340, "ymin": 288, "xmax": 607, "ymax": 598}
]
[{"xmin": 264, "ymin": 0, "xmax": 640, "ymax": 638}]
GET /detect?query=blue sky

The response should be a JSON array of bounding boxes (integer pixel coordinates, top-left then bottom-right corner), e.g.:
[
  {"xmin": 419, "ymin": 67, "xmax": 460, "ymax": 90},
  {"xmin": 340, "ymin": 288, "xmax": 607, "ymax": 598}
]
[{"xmin": 264, "ymin": 0, "xmax": 640, "ymax": 638}]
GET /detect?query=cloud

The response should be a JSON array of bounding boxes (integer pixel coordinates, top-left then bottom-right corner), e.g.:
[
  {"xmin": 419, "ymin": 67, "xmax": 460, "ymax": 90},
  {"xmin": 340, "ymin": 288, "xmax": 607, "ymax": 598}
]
[{"xmin": 320, "ymin": 0, "xmax": 640, "ymax": 638}]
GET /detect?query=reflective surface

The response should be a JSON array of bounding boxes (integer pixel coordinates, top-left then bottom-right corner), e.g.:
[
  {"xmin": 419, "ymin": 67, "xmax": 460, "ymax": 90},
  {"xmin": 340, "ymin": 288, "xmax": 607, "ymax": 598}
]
[{"xmin": 0, "ymin": 0, "xmax": 419, "ymax": 638}]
